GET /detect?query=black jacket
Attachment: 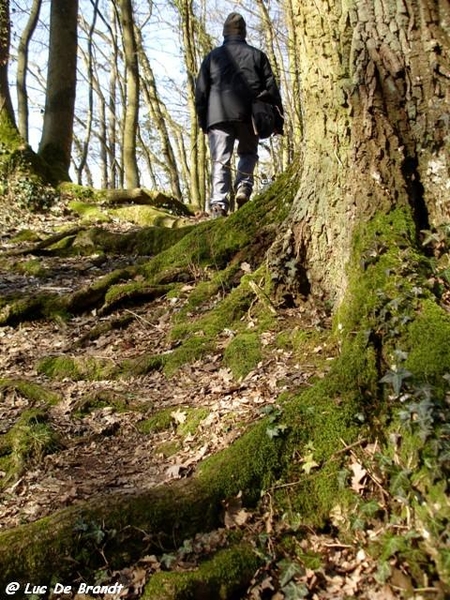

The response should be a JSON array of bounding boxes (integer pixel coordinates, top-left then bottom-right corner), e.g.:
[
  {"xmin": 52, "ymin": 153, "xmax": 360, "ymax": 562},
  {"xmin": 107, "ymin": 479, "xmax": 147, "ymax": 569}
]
[{"xmin": 195, "ymin": 36, "xmax": 283, "ymax": 132}]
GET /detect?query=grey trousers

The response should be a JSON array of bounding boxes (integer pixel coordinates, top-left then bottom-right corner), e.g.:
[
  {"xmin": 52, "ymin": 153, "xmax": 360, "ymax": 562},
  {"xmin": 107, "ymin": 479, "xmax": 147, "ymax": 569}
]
[{"xmin": 207, "ymin": 122, "xmax": 258, "ymax": 210}]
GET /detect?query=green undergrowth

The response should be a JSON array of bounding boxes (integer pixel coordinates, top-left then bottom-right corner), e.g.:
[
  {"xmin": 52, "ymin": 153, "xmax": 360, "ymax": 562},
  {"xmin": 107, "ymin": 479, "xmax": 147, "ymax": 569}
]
[
  {"xmin": 0, "ymin": 409, "xmax": 61, "ymax": 485},
  {"xmin": 71, "ymin": 390, "xmax": 134, "ymax": 416},
  {"xmin": 223, "ymin": 332, "xmax": 263, "ymax": 379},
  {"xmin": 0, "ymin": 380, "xmax": 62, "ymax": 485},
  {"xmin": 0, "ymin": 378, "xmax": 61, "ymax": 406},
  {"xmin": 138, "ymin": 407, "xmax": 211, "ymax": 438},
  {"xmin": 323, "ymin": 207, "xmax": 450, "ymax": 587}
]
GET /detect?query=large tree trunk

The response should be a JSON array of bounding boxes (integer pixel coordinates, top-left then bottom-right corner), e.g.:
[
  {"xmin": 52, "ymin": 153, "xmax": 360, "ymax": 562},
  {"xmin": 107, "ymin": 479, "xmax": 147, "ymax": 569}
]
[
  {"xmin": 38, "ymin": 0, "xmax": 79, "ymax": 182},
  {"xmin": 273, "ymin": 0, "xmax": 449, "ymax": 304}
]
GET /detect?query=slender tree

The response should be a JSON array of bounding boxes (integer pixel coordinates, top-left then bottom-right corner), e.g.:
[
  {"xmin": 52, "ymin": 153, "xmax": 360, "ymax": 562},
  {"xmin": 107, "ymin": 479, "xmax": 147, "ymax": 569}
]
[
  {"xmin": 74, "ymin": 1, "xmax": 100, "ymax": 184},
  {"xmin": 118, "ymin": 0, "xmax": 140, "ymax": 188},
  {"xmin": 16, "ymin": 0, "xmax": 42, "ymax": 142},
  {"xmin": 136, "ymin": 26, "xmax": 182, "ymax": 200},
  {"xmin": 173, "ymin": 0, "xmax": 208, "ymax": 208},
  {"xmin": 0, "ymin": 0, "xmax": 17, "ymax": 130}
]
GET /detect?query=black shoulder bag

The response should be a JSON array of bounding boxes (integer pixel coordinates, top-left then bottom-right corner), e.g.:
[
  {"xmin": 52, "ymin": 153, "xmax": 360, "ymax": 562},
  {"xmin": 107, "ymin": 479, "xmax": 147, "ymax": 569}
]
[{"xmin": 251, "ymin": 90, "xmax": 277, "ymax": 139}]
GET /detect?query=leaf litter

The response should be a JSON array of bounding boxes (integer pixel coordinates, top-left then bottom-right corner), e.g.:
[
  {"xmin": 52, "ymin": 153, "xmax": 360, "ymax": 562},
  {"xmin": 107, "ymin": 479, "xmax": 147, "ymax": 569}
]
[{"xmin": 0, "ymin": 208, "xmax": 427, "ymax": 599}]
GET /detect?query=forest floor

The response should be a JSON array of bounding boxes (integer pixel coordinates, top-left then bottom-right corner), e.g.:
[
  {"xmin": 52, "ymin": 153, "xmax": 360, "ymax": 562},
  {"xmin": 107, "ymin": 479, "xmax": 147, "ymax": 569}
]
[{"xmin": 0, "ymin": 203, "xmax": 425, "ymax": 599}]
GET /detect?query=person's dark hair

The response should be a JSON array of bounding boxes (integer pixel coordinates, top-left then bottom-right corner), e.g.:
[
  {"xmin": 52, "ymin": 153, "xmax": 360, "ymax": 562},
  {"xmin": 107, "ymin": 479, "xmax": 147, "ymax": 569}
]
[{"xmin": 223, "ymin": 12, "xmax": 247, "ymax": 38}]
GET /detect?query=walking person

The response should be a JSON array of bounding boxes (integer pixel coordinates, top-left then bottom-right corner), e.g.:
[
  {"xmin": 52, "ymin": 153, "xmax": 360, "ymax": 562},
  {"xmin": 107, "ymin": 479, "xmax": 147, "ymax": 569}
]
[{"xmin": 195, "ymin": 12, "xmax": 283, "ymax": 218}]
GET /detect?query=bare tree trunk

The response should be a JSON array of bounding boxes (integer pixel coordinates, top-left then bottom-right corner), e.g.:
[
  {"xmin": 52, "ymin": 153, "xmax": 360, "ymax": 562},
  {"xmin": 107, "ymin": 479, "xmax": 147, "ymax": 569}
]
[
  {"xmin": 136, "ymin": 27, "xmax": 182, "ymax": 200},
  {"xmin": 108, "ymin": 4, "xmax": 120, "ymax": 189},
  {"xmin": 272, "ymin": 0, "xmax": 449, "ymax": 304},
  {"xmin": 98, "ymin": 93, "xmax": 108, "ymax": 188},
  {"xmin": 174, "ymin": 0, "xmax": 205, "ymax": 209},
  {"xmin": 118, "ymin": 0, "xmax": 140, "ymax": 189},
  {"xmin": 38, "ymin": 0, "xmax": 78, "ymax": 181},
  {"xmin": 16, "ymin": 0, "xmax": 42, "ymax": 142},
  {"xmin": 75, "ymin": 1, "xmax": 100, "ymax": 185},
  {"xmin": 0, "ymin": 0, "xmax": 16, "ymax": 129}
]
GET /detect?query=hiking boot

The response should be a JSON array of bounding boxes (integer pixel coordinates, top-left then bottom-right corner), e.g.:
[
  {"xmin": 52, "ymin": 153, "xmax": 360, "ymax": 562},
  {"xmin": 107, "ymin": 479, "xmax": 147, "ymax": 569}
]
[
  {"xmin": 235, "ymin": 185, "xmax": 251, "ymax": 208},
  {"xmin": 210, "ymin": 203, "xmax": 228, "ymax": 218}
]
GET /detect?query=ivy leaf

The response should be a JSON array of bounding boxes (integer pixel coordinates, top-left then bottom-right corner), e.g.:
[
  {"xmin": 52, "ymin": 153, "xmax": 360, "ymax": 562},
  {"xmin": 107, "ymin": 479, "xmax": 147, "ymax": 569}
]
[
  {"xmin": 161, "ymin": 553, "xmax": 176, "ymax": 568},
  {"xmin": 302, "ymin": 452, "xmax": 319, "ymax": 474},
  {"xmin": 266, "ymin": 424, "xmax": 281, "ymax": 439},
  {"xmin": 278, "ymin": 559, "xmax": 304, "ymax": 587},
  {"xmin": 282, "ymin": 581, "xmax": 309, "ymax": 599},
  {"xmin": 380, "ymin": 367, "xmax": 412, "ymax": 396},
  {"xmin": 375, "ymin": 560, "xmax": 392, "ymax": 584},
  {"xmin": 266, "ymin": 423, "xmax": 288, "ymax": 439}
]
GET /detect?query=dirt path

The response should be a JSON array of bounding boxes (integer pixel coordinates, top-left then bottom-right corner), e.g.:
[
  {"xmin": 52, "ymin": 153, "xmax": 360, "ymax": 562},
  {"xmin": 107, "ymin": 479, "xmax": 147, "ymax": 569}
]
[
  {"xmin": 0, "ymin": 210, "xmax": 397, "ymax": 600},
  {"xmin": 0, "ymin": 219, "xmax": 305, "ymax": 530}
]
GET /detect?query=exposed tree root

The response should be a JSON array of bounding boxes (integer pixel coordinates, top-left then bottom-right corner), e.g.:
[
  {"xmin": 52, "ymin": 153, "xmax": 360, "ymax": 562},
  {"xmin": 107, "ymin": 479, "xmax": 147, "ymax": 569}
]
[
  {"xmin": 103, "ymin": 188, "xmax": 193, "ymax": 218},
  {"xmin": 142, "ymin": 544, "xmax": 261, "ymax": 600},
  {"xmin": 0, "ymin": 419, "xmax": 284, "ymax": 590}
]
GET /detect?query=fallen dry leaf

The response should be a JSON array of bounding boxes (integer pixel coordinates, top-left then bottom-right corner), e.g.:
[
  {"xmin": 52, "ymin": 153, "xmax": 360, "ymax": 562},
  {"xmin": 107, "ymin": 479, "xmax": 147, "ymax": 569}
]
[{"xmin": 350, "ymin": 458, "xmax": 367, "ymax": 494}]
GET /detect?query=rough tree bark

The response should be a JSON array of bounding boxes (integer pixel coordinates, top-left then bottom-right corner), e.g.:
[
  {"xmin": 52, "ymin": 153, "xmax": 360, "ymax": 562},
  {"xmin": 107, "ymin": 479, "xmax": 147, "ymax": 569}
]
[{"xmin": 272, "ymin": 0, "xmax": 449, "ymax": 304}]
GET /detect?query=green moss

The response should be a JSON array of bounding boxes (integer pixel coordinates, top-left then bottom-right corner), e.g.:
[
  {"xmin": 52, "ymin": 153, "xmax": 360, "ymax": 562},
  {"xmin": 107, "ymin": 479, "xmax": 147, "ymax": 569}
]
[
  {"xmin": 163, "ymin": 336, "xmax": 214, "ymax": 376},
  {"xmin": 10, "ymin": 229, "xmax": 41, "ymax": 243},
  {"xmin": 223, "ymin": 332, "xmax": 262, "ymax": 380},
  {"xmin": 17, "ymin": 259, "xmax": 46, "ymax": 277},
  {"xmin": 68, "ymin": 200, "xmax": 110, "ymax": 222},
  {"xmin": 142, "ymin": 544, "xmax": 260, "ymax": 600},
  {"xmin": 171, "ymin": 284, "xmax": 254, "ymax": 343},
  {"xmin": 139, "ymin": 166, "xmax": 296, "ymax": 284},
  {"xmin": 0, "ymin": 113, "xmax": 24, "ymax": 152},
  {"xmin": 270, "ymin": 383, "xmax": 360, "ymax": 526},
  {"xmin": 176, "ymin": 265, "xmax": 239, "ymax": 315},
  {"xmin": 72, "ymin": 391, "xmax": 131, "ymax": 416},
  {"xmin": 0, "ymin": 379, "xmax": 61, "ymax": 406},
  {"xmin": 199, "ymin": 417, "xmax": 285, "ymax": 503},
  {"xmin": 338, "ymin": 208, "xmax": 423, "ymax": 333},
  {"xmin": 138, "ymin": 409, "xmax": 175, "ymax": 434},
  {"xmin": 37, "ymin": 355, "xmax": 115, "ymax": 381},
  {"xmin": 120, "ymin": 353, "xmax": 166, "ymax": 377},
  {"xmin": 156, "ymin": 440, "xmax": 181, "ymax": 457},
  {"xmin": 0, "ymin": 409, "xmax": 60, "ymax": 483},
  {"xmin": 138, "ymin": 407, "xmax": 210, "ymax": 438},
  {"xmin": 112, "ymin": 205, "xmax": 182, "ymax": 227},
  {"xmin": 0, "ymin": 295, "xmax": 56, "ymax": 326},
  {"xmin": 404, "ymin": 299, "xmax": 450, "ymax": 388},
  {"xmin": 58, "ymin": 182, "xmax": 104, "ymax": 201},
  {"xmin": 177, "ymin": 408, "xmax": 210, "ymax": 437}
]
